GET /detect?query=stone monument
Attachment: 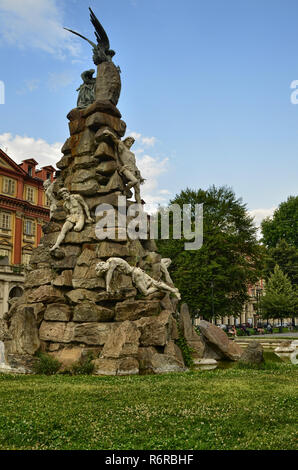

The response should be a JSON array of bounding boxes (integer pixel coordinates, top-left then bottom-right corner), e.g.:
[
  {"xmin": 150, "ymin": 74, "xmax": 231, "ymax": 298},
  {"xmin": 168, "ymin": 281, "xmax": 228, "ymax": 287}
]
[{"xmin": 0, "ymin": 9, "xmax": 186, "ymax": 375}]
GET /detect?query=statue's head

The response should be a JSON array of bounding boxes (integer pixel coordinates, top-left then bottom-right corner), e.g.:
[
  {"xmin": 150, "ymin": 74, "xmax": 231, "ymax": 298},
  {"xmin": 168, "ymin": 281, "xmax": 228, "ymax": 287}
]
[
  {"xmin": 123, "ymin": 137, "xmax": 135, "ymax": 149},
  {"xmin": 95, "ymin": 261, "xmax": 109, "ymax": 276},
  {"xmin": 81, "ymin": 69, "xmax": 95, "ymax": 82},
  {"xmin": 58, "ymin": 188, "xmax": 70, "ymax": 201},
  {"xmin": 107, "ymin": 49, "xmax": 115, "ymax": 59},
  {"xmin": 162, "ymin": 258, "xmax": 172, "ymax": 268}
]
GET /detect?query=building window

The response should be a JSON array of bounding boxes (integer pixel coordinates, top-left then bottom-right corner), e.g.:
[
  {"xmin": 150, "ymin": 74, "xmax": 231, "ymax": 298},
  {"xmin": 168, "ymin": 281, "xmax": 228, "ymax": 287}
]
[
  {"xmin": 28, "ymin": 167, "xmax": 33, "ymax": 176},
  {"xmin": 46, "ymin": 172, "xmax": 51, "ymax": 180},
  {"xmin": 3, "ymin": 178, "xmax": 16, "ymax": 196},
  {"xmin": 22, "ymin": 252, "xmax": 32, "ymax": 266},
  {"xmin": 0, "ymin": 247, "xmax": 11, "ymax": 263},
  {"xmin": 26, "ymin": 187, "xmax": 35, "ymax": 203},
  {"xmin": 0, "ymin": 212, "xmax": 11, "ymax": 230},
  {"xmin": 24, "ymin": 219, "xmax": 35, "ymax": 236}
]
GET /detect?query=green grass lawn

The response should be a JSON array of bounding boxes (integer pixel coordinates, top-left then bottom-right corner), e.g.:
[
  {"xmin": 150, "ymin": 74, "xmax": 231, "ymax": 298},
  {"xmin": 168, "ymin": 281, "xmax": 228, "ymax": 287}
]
[{"xmin": 0, "ymin": 364, "xmax": 297, "ymax": 450}]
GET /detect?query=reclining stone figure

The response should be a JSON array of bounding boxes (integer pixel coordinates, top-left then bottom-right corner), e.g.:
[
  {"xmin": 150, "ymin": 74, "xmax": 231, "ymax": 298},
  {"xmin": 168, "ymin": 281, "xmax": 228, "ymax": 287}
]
[{"xmin": 96, "ymin": 257, "xmax": 181, "ymax": 299}]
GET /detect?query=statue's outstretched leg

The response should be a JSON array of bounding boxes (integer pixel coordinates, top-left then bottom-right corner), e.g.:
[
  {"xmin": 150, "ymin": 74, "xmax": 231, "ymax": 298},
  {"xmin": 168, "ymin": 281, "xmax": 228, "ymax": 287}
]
[{"xmin": 50, "ymin": 221, "xmax": 74, "ymax": 251}]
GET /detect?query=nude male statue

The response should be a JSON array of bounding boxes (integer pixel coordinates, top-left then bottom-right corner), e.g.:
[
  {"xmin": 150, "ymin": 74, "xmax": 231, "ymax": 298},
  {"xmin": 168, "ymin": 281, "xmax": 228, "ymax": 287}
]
[
  {"xmin": 102, "ymin": 131, "xmax": 144, "ymax": 204},
  {"xmin": 95, "ymin": 257, "xmax": 181, "ymax": 299},
  {"xmin": 50, "ymin": 188, "xmax": 94, "ymax": 251},
  {"xmin": 43, "ymin": 179, "xmax": 57, "ymax": 219}
]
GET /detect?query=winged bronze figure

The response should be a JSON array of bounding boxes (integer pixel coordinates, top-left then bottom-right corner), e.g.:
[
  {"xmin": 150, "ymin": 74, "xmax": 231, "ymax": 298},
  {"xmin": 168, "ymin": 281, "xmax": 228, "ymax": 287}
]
[{"xmin": 64, "ymin": 7, "xmax": 115, "ymax": 66}]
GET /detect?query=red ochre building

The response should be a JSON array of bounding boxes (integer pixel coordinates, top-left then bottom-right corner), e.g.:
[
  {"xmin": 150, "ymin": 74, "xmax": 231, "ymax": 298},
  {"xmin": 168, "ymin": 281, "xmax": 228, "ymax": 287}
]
[
  {"xmin": 0, "ymin": 149, "xmax": 55, "ymax": 317},
  {"xmin": 0, "ymin": 149, "xmax": 54, "ymax": 265}
]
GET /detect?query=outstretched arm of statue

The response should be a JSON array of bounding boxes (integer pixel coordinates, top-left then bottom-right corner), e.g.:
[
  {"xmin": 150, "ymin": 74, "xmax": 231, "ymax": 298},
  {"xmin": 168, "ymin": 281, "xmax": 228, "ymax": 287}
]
[
  {"xmin": 105, "ymin": 264, "xmax": 116, "ymax": 292},
  {"xmin": 151, "ymin": 279, "xmax": 181, "ymax": 299},
  {"xmin": 102, "ymin": 129, "xmax": 118, "ymax": 144}
]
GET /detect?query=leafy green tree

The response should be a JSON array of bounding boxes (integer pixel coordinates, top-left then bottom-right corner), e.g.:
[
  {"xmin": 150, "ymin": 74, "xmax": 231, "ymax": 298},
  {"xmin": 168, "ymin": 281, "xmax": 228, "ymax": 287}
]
[
  {"xmin": 260, "ymin": 265, "xmax": 297, "ymax": 324},
  {"xmin": 157, "ymin": 186, "xmax": 264, "ymax": 319},
  {"xmin": 264, "ymin": 239, "xmax": 298, "ymax": 287},
  {"xmin": 261, "ymin": 196, "xmax": 298, "ymax": 248}
]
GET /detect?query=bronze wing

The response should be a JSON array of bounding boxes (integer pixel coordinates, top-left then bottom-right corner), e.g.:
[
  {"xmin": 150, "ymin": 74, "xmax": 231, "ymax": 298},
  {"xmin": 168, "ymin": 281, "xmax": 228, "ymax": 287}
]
[{"xmin": 89, "ymin": 7, "xmax": 110, "ymax": 51}]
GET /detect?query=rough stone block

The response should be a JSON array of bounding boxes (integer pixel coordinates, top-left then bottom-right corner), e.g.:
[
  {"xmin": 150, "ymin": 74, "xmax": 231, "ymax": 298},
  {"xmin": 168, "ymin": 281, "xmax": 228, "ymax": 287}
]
[
  {"xmin": 68, "ymin": 117, "xmax": 86, "ymax": 135},
  {"xmin": 83, "ymin": 99, "xmax": 122, "ymax": 119},
  {"xmin": 93, "ymin": 357, "xmax": 139, "ymax": 376},
  {"xmin": 27, "ymin": 286, "xmax": 65, "ymax": 304},
  {"xmin": 61, "ymin": 138, "xmax": 71, "ymax": 155},
  {"xmin": 39, "ymin": 321, "xmax": 75, "ymax": 343},
  {"xmin": 64, "ymin": 225, "xmax": 96, "ymax": 244},
  {"xmin": 72, "ymin": 322, "xmax": 117, "ymax": 346},
  {"xmin": 72, "ymin": 261, "xmax": 106, "ymax": 290},
  {"xmin": 239, "ymin": 341, "xmax": 264, "ymax": 364},
  {"xmin": 24, "ymin": 268, "xmax": 55, "ymax": 288},
  {"xmin": 52, "ymin": 270, "xmax": 73, "ymax": 287},
  {"xmin": 199, "ymin": 320, "xmax": 243, "ymax": 361},
  {"xmin": 115, "ymin": 299, "xmax": 160, "ymax": 322},
  {"xmin": 73, "ymin": 301, "xmax": 114, "ymax": 322},
  {"xmin": 7, "ymin": 305, "xmax": 40, "ymax": 355},
  {"xmin": 66, "ymin": 289, "xmax": 100, "ymax": 304},
  {"xmin": 100, "ymin": 320, "xmax": 140, "ymax": 359},
  {"xmin": 70, "ymin": 128, "xmax": 96, "ymax": 157},
  {"xmin": 71, "ymin": 169, "xmax": 96, "ymax": 184},
  {"xmin": 94, "ymin": 141, "xmax": 116, "ymax": 161},
  {"xmin": 70, "ymin": 179, "xmax": 99, "ymax": 196},
  {"xmin": 138, "ymin": 346, "xmax": 185, "ymax": 374},
  {"xmin": 135, "ymin": 311, "xmax": 175, "ymax": 347},
  {"xmin": 96, "ymin": 160, "xmax": 117, "ymax": 175},
  {"xmin": 44, "ymin": 303, "xmax": 72, "ymax": 322}
]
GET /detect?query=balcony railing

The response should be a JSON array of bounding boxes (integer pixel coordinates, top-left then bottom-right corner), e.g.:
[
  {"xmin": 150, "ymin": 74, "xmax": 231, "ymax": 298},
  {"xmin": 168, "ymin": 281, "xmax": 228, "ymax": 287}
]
[{"xmin": 0, "ymin": 264, "xmax": 25, "ymax": 275}]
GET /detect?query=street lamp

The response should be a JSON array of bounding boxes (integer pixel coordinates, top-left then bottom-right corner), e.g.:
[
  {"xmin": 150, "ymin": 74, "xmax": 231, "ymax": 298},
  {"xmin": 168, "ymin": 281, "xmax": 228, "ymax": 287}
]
[
  {"xmin": 256, "ymin": 286, "xmax": 263, "ymax": 327},
  {"xmin": 211, "ymin": 281, "xmax": 215, "ymax": 321}
]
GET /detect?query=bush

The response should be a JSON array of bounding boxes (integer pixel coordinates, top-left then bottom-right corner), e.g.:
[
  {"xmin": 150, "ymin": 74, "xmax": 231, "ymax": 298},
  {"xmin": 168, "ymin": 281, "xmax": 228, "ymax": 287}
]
[
  {"xmin": 71, "ymin": 354, "xmax": 95, "ymax": 375},
  {"xmin": 176, "ymin": 322, "xmax": 194, "ymax": 368},
  {"xmin": 236, "ymin": 329, "xmax": 246, "ymax": 336},
  {"xmin": 33, "ymin": 353, "xmax": 61, "ymax": 375}
]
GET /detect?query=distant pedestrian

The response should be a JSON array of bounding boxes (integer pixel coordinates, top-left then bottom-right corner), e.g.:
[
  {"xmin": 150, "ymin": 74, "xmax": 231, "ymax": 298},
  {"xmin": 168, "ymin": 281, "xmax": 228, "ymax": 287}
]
[{"xmin": 231, "ymin": 325, "xmax": 237, "ymax": 338}]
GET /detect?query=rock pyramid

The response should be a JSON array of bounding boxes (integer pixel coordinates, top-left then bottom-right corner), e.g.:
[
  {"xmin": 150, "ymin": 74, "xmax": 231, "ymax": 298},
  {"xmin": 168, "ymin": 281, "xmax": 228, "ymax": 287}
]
[{"xmin": 1, "ymin": 59, "xmax": 186, "ymax": 375}]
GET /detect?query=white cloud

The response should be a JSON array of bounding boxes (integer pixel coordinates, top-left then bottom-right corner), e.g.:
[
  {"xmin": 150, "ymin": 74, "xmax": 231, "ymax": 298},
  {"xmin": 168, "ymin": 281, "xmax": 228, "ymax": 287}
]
[
  {"xmin": 47, "ymin": 71, "xmax": 75, "ymax": 91},
  {"xmin": 130, "ymin": 131, "xmax": 156, "ymax": 147},
  {"xmin": 248, "ymin": 207, "xmax": 276, "ymax": 239},
  {"xmin": 0, "ymin": 0, "xmax": 81, "ymax": 58},
  {"xmin": 136, "ymin": 154, "xmax": 170, "ymax": 212},
  {"xmin": 0, "ymin": 133, "xmax": 62, "ymax": 167},
  {"xmin": 17, "ymin": 78, "xmax": 40, "ymax": 95},
  {"xmin": 127, "ymin": 130, "xmax": 170, "ymax": 211},
  {"xmin": 249, "ymin": 207, "xmax": 276, "ymax": 228}
]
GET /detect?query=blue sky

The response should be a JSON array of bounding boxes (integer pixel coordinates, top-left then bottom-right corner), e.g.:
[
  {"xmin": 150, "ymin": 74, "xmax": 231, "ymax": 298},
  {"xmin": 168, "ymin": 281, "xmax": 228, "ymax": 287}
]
[{"xmin": 0, "ymin": 0, "xmax": 297, "ymax": 223}]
